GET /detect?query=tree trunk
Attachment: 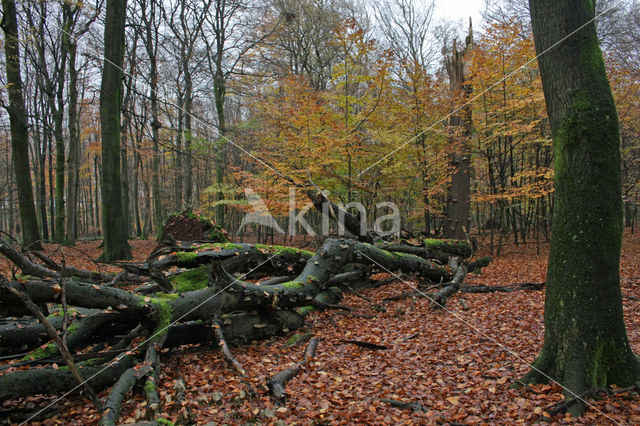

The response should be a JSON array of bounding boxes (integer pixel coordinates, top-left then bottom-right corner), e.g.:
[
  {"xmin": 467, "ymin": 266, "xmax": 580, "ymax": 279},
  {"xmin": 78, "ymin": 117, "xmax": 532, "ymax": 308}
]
[
  {"xmin": 65, "ymin": 27, "xmax": 80, "ymax": 243},
  {"xmin": 141, "ymin": 0, "xmax": 164, "ymax": 234},
  {"xmin": 99, "ymin": 0, "xmax": 132, "ymax": 260},
  {"xmin": 52, "ymin": 7, "xmax": 70, "ymax": 244},
  {"xmin": 518, "ymin": 0, "xmax": 640, "ymax": 416},
  {"xmin": 1, "ymin": 0, "xmax": 42, "ymax": 250},
  {"xmin": 444, "ymin": 19, "xmax": 473, "ymax": 240},
  {"xmin": 184, "ymin": 68, "xmax": 194, "ymax": 207}
]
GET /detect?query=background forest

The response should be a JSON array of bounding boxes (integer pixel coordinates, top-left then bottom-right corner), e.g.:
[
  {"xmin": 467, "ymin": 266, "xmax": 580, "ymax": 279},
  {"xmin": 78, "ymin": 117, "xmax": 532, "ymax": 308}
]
[{"xmin": 1, "ymin": 0, "xmax": 639, "ymax": 252}]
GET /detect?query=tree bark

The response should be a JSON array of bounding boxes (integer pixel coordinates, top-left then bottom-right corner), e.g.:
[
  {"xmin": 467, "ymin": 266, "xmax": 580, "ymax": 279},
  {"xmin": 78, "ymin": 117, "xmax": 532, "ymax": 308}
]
[
  {"xmin": 518, "ymin": 0, "xmax": 640, "ymax": 416},
  {"xmin": 1, "ymin": 0, "xmax": 42, "ymax": 250},
  {"xmin": 64, "ymin": 5, "xmax": 80, "ymax": 243},
  {"xmin": 100, "ymin": 0, "xmax": 132, "ymax": 260},
  {"xmin": 444, "ymin": 19, "xmax": 473, "ymax": 240}
]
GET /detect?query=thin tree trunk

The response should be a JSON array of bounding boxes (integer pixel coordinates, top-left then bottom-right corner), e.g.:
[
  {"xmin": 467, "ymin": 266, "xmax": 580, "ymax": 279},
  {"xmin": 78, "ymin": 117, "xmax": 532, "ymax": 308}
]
[{"xmin": 65, "ymin": 36, "xmax": 80, "ymax": 243}]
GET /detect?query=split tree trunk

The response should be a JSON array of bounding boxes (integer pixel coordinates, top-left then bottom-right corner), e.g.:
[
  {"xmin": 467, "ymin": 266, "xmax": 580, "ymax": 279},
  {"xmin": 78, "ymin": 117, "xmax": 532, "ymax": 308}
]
[{"xmin": 443, "ymin": 19, "xmax": 473, "ymax": 240}]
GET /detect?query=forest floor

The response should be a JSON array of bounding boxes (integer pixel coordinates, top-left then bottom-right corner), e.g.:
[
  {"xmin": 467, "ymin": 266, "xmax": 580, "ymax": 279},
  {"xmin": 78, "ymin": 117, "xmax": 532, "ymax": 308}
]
[{"xmin": 2, "ymin": 232, "xmax": 640, "ymax": 425}]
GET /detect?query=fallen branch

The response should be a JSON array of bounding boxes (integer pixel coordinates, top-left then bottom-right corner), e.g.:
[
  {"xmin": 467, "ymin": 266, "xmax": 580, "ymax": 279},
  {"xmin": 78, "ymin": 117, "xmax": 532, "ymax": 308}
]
[
  {"xmin": 213, "ymin": 322, "xmax": 246, "ymax": 377},
  {"xmin": 99, "ymin": 364, "xmax": 152, "ymax": 426},
  {"xmin": 380, "ymin": 397, "xmax": 428, "ymax": 412},
  {"xmin": 340, "ymin": 339, "xmax": 389, "ymax": 350},
  {"xmin": 431, "ymin": 259, "xmax": 467, "ymax": 308},
  {"xmin": 142, "ymin": 331, "xmax": 167, "ymax": 420},
  {"xmin": 267, "ymin": 337, "xmax": 319, "ymax": 403}
]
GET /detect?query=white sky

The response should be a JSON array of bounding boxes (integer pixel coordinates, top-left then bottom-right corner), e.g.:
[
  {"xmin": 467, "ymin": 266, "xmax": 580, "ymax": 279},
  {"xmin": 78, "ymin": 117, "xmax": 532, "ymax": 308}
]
[{"xmin": 433, "ymin": 0, "xmax": 485, "ymax": 27}]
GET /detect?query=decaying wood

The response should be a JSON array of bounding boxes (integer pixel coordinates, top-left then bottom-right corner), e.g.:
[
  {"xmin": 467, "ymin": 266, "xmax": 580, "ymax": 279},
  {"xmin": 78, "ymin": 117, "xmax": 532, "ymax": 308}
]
[
  {"xmin": 340, "ymin": 339, "xmax": 389, "ymax": 350},
  {"xmin": 267, "ymin": 337, "xmax": 319, "ymax": 403},
  {"xmin": 0, "ymin": 233, "xmax": 493, "ymax": 420},
  {"xmin": 213, "ymin": 322, "xmax": 246, "ymax": 377},
  {"xmin": 0, "ymin": 279, "xmax": 102, "ymax": 411},
  {"xmin": 100, "ymin": 364, "xmax": 152, "ymax": 426},
  {"xmin": 381, "ymin": 397, "xmax": 428, "ymax": 412},
  {"xmin": 431, "ymin": 259, "xmax": 467, "ymax": 308},
  {"xmin": 307, "ymin": 190, "xmax": 375, "ymax": 242}
]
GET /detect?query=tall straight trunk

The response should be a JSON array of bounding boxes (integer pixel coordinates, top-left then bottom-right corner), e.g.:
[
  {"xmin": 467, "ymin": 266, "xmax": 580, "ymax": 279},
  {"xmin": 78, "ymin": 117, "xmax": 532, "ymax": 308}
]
[
  {"xmin": 99, "ymin": 0, "xmax": 132, "ymax": 260},
  {"xmin": 174, "ymin": 95, "xmax": 184, "ymax": 211},
  {"xmin": 1, "ymin": 0, "xmax": 42, "ymax": 250},
  {"xmin": 32, "ymin": 93, "xmax": 48, "ymax": 240},
  {"xmin": 93, "ymin": 155, "xmax": 100, "ymax": 231},
  {"xmin": 518, "ymin": 0, "xmax": 640, "ymax": 416},
  {"xmin": 183, "ymin": 69, "xmax": 193, "ymax": 207},
  {"xmin": 48, "ymin": 130, "xmax": 55, "ymax": 238},
  {"xmin": 444, "ymin": 19, "xmax": 473, "ymax": 240},
  {"xmin": 120, "ymin": 54, "xmax": 135, "ymax": 238},
  {"xmin": 141, "ymin": 0, "xmax": 163, "ymax": 233},
  {"xmin": 121, "ymin": 129, "xmax": 130, "ymax": 237},
  {"xmin": 133, "ymin": 151, "xmax": 142, "ymax": 237},
  {"xmin": 214, "ymin": 70, "xmax": 226, "ymax": 225},
  {"xmin": 4, "ymin": 138, "xmax": 15, "ymax": 237},
  {"xmin": 65, "ymin": 37, "xmax": 80, "ymax": 243},
  {"xmin": 52, "ymin": 11, "xmax": 70, "ymax": 243}
]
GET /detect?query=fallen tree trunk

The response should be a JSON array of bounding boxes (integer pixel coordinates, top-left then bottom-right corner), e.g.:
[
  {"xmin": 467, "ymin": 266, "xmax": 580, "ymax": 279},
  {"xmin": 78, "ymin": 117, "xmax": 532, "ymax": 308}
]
[{"xmin": 0, "ymin": 236, "xmax": 492, "ymax": 423}]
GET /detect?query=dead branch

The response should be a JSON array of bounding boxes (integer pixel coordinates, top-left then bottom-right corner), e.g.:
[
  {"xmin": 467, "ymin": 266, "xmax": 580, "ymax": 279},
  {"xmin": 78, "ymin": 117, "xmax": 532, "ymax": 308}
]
[{"xmin": 267, "ymin": 337, "xmax": 319, "ymax": 403}]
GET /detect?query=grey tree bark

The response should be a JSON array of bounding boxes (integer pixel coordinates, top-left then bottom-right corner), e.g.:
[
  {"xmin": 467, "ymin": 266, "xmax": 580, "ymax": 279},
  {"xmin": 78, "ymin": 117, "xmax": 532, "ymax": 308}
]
[
  {"xmin": 99, "ymin": 0, "xmax": 132, "ymax": 260},
  {"xmin": 1, "ymin": 0, "xmax": 42, "ymax": 250}
]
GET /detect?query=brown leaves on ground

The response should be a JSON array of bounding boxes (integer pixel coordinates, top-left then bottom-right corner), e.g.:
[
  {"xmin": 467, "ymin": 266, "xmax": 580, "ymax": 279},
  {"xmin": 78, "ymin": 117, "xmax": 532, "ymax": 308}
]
[{"xmin": 6, "ymin": 233, "xmax": 640, "ymax": 424}]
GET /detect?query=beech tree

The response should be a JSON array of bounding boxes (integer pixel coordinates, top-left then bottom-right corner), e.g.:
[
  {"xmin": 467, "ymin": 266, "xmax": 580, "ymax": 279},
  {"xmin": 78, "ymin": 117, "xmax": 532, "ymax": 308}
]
[
  {"xmin": 517, "ymin": 0, "xmax": 640, "ymax": 416},
  {"xmin": 1, "ymin": 0, "xmax": 42, "ymax": 250},
  {"xmin": 100, "ymin": 0, "xmax": 132, "ymax": 261}
]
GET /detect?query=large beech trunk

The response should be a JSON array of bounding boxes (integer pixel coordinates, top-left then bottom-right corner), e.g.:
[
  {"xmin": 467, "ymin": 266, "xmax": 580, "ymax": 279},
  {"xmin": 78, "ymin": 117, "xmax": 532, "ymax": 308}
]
[{"xmin": 517, "ymin": 0, "xmax": 640, "ymax": 417}]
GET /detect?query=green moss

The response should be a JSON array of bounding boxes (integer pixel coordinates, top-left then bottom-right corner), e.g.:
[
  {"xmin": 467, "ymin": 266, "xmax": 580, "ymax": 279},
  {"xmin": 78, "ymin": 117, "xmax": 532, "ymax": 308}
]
[
  {"xmin": 155, "ymin": 292, "xmax": 180, "ymax": 300},
  {"xmin": 424, "ymin": 238, "xmax": 467, "ymax": 248},
  {"xmin": 79, "ymin": 357, "xmax": 104, "ymax": 367},
  {"xmin": 149, "ymin": 299, "xmax": 172, "ymax": 345},
  {"xmin": 198, "ymin": 242, "xmax": 242, "ymax": 250},
  {"xmin": 390, "ymin": 251, "xmax": 416, "ymax": 260},
  {"xmin": 295, "ymin": 305, "xmax": 315, "ymax": 316},
  {"xmin": 280, "ymin": 280, "xmax": 303, "ymax": 289},
  {"xmin": 170, "ymin": 265, "xmax": 210, "ymax": 292},
  {"xmin": 20, "ymin": 317, "xmax": 80, "ymax": 361},
  {"xmin": 15, "ymin": 274, "xmax": 39, "ymax": 280},
  {"xmin": 144, "ymin": 378, "xmax": 156, "ymax": 395},
  {"xmin": 155, "ymin": 419, "xmax": 174, "ymax": 426},
  {"xmin": 175, "ymin": 251, "xmax": 198, "ymax": 263},
  {"xmin": 21, "ymin": 342, "xmax": 58, "ymax": 361},
  {"xmin": 208, "ymin": 224, "xmax": 229, "ymax": 243},
  {"xmin": 285, "ymin": 333, "xmax": 311, "ymax": 346},
  {"xmin": 254, "ymin": 244, "xmax": 314, "ymax": 257},
  {"xmin": 48, "ymin": 308, "xmax": 78, "ymax": 318}
]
